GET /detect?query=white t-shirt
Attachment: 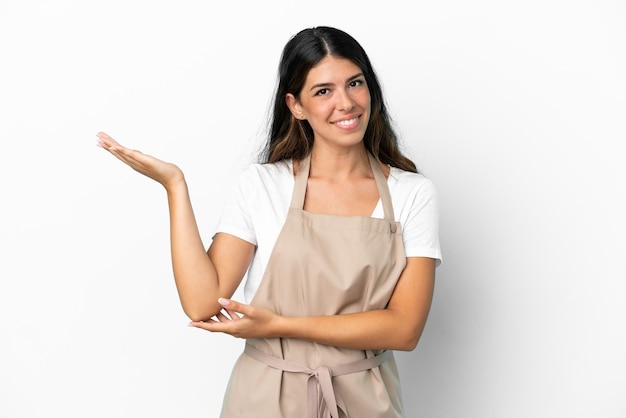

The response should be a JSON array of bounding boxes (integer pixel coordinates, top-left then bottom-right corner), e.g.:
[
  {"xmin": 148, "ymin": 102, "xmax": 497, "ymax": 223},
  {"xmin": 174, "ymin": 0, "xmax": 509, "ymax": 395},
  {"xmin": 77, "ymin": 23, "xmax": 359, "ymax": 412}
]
[{"xmin": 215, "ymin": 159, "xmax": 442, "ymax": 303}]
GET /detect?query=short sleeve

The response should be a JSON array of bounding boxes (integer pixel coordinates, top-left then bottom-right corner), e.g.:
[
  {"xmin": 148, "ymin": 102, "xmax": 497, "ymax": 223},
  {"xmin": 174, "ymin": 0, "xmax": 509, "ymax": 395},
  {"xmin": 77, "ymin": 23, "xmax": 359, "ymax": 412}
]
[
  {"xmin": 214, "ymin": 167, "xmax": 258, "ymax": 245},
  {"xmin": 397, "ymin": 176, "xmax": 442, "ymax": 265}
]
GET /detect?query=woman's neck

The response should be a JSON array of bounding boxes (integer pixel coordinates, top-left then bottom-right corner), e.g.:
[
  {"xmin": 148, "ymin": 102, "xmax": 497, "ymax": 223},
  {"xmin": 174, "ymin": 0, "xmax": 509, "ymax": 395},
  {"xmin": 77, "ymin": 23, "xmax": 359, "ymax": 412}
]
[{"xmin": 307, "ymin": 144, "xmax": 371, "ymax": 180}]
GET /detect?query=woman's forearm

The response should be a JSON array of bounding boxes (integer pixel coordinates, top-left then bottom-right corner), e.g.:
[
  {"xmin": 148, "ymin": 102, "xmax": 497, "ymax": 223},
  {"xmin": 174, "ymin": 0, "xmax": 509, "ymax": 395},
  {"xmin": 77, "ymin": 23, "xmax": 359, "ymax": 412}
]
[
  {"xmin": 277, "ymin": 257, "xmax": 435, "ymax": 351},
  {"xmin": 96, "ymin": 132, "xmax": 251, "ymax": 321},
  {"xmin": 166, "ymin": 180, "xmax": 221, "ymax": 321},
  {"xmin": 276, "ymin": 308, "xmax": 428, "ymax": 351}
]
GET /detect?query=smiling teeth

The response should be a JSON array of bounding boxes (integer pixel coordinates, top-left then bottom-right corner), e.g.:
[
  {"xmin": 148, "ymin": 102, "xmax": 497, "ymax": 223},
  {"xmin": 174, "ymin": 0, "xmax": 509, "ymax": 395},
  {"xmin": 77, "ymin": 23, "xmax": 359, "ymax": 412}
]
[{"xmin": 336, "ymin": 117, "xmax": 358, "ymax": 126}]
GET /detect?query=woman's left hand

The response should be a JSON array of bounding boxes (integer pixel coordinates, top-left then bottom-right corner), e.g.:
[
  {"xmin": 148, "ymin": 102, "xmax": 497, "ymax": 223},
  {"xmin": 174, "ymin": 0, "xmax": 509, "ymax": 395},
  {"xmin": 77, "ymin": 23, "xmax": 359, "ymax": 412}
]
[{"xmin": 189, "ymin": 298, "xmax": 281, "ymax": 339}]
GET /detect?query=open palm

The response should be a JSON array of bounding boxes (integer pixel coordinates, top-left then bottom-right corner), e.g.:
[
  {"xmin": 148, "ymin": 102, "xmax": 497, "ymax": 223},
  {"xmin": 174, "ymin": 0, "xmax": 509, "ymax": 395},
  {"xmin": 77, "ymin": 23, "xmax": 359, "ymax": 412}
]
[{"xmin": 96, "ymin": 132, "xmax": 184, "ymax": 189}]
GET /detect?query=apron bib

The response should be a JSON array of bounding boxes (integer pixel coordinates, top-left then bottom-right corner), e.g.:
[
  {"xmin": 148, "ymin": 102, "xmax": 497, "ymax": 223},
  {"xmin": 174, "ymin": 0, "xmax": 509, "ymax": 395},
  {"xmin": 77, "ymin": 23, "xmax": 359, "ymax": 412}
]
[{"xmin": 220, "ymin": 153, "xmax": 407, "ymax": 418}]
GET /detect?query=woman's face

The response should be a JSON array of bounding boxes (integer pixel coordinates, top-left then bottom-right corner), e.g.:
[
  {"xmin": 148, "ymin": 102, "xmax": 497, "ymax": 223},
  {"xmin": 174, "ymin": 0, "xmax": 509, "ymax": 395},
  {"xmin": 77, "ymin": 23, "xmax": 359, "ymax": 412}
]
[{"xmin": 287, "ymin": 55, "xmax": 371, "ymax": 151}]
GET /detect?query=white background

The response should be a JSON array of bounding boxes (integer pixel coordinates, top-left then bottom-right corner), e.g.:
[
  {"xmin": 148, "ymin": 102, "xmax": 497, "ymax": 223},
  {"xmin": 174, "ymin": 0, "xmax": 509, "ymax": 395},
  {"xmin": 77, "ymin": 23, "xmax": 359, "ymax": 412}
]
[{"xmin": 1, "ymin": 1, "xmax": 625, "ymax": 417}]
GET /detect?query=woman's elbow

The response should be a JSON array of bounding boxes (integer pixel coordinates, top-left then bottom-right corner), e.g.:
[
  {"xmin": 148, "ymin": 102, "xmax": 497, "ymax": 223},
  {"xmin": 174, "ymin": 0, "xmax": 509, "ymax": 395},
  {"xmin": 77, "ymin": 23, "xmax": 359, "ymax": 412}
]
[
  {"xmin": 394, "ymin": 335, "xmax": 419, "ymax": 351},
  {"xmin": 183, "ymin": 304, "xmax": 220, "ymax": 322},
  {"xmin": 392, "ymin": 325, "xmax": 425, "ymax": 351}
]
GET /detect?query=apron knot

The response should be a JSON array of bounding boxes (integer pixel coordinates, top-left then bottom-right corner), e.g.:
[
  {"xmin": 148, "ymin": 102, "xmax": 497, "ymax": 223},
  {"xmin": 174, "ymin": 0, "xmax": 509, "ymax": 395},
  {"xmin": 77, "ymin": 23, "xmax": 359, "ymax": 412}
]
[
  {"xmin": 308, "ymin": 365, "xmax": 346, "ymax": 418},
  {"xmin": 244, "ymin": 343, "xmax": 393, "ymax": 418}
]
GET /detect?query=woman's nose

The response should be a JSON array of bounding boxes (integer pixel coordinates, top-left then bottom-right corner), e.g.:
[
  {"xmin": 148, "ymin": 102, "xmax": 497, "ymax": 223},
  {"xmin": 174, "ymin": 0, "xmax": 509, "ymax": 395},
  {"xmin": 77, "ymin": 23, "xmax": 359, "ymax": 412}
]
[{"xmin": 335, "ymin": 89, "xmax": 355, "ymax": 112}]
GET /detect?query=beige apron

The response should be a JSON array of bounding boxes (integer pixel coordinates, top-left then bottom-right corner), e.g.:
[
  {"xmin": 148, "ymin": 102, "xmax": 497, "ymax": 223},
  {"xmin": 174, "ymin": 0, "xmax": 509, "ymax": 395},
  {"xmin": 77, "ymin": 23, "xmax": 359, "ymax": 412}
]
[{"xmin": 220, "ymin": 153, "xmax": 407, "ymax": 418}]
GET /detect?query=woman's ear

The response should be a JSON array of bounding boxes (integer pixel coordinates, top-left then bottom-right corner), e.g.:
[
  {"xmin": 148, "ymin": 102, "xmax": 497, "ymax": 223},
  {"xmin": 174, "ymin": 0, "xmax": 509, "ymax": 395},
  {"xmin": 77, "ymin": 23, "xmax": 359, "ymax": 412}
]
[{"xmin": 285, "ymin": 93, "xmax": 305, "ymax": 120}]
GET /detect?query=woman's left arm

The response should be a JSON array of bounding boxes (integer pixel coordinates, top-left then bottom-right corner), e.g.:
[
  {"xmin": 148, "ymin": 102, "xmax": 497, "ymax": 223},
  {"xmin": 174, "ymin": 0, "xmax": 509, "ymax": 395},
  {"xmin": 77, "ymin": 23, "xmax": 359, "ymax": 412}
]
[{"xmin": 190, "ymin": 256, "xmax": 435, "ymax": 351}]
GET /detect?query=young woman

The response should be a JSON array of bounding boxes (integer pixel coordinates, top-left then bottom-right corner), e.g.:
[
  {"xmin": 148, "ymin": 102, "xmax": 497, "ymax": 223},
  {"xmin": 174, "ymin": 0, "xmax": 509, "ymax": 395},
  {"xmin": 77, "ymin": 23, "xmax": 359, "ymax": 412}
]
[{"xmin": 97, "ymin": 26, "xmax": 441, "ymax": 418}]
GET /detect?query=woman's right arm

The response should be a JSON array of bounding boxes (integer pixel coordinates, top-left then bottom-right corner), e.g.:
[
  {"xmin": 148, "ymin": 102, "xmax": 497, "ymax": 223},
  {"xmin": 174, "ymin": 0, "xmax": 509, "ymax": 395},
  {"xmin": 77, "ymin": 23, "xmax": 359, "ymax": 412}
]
[{"xmin": 97, "ymin": 132, "xmax": 255, "ymax": 321}]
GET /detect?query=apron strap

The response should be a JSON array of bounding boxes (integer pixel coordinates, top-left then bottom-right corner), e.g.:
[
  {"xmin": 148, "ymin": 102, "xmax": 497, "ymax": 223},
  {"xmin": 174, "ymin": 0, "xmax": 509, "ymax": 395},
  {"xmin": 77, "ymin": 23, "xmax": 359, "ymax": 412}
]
[
  {"xmin": 367, "ymin": 153, "xmax": 397, "ymax": 231},
  {"xmin": 290, "ymin": 153, "xmax": 398, "ymax": 232},
  {"xmin": 245, "ymin": 343, "xmax": 392, "ymax": 418},
  {"xmin": 290, "ymin": 153, "xmax": 310, "ymax": 210}
]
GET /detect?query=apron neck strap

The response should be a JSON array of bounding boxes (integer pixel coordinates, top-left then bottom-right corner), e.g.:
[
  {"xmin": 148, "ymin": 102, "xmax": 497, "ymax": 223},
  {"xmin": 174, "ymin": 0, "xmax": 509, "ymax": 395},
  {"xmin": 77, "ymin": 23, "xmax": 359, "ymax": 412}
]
[
  {"xmin": 291, "ymin": 153, "xmax": 397, "ymax": 225},
  {"xmin": 291, "ymin": 154, "xmax": 310, "ymax": 209},
  {"xmin": 368, "ymin": 153, "xmax": 396, "ymax": 225}
]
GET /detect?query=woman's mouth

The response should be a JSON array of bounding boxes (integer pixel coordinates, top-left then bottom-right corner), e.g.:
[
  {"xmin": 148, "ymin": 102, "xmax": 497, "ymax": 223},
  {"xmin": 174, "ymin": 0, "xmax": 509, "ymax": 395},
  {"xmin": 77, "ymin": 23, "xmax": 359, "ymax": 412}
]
[{"xmin": 332, "ymin": 116, "xmax": 360, "ymax": 129}]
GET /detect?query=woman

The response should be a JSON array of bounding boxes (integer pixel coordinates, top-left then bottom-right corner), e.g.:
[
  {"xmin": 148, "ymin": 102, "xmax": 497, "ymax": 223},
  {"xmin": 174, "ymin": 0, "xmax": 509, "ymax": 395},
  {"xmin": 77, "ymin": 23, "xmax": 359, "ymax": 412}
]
[{"xmin": 97, "ymin": 26, "xmax": 441, "ymax": 418}]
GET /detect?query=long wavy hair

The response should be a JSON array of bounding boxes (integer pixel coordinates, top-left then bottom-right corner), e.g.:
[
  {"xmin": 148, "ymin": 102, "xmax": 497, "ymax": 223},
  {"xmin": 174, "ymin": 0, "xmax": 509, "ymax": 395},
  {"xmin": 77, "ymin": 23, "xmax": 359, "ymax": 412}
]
[{"xmin": 260, "ymin": 26, "xmax": 417, "ymax": 173}]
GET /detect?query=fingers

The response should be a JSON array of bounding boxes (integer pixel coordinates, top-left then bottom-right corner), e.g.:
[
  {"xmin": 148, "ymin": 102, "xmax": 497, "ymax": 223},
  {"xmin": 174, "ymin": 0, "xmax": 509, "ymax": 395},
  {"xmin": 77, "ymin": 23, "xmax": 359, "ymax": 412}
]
[
  {"xmin": 193, "ymin": 299, "xmax": 245, "ymax": 327},
  {"xmin": 187, "ymin": 314, "xmax": 233, "ymax": 331},
  {"xmin": 96, "ymin": 132, "xmax": 150, "ymax": 170},
  {"xmin": 96, "ymin": 132, "xmax": 121, "ymax": 150},
  {"xmin": 215, "ymin": 309, "xmax": 241, "ymax": 322},
  {"xmin": 215, "ymin": 311, "xmax": 231, "ymax": 322},
  {"xmin": 96, "ymin": 132, "xmax": 130, "ymax": 163},
  {"xmin": 218, "ymin": 298, "xmax": 245, "ymax": 320},
  {"xmin": 187, "ymin": 298, "xmax": 273, "ymax": 339},
  {"xmin": 188, "ymin": 320, "xmax": 217, "ymax": 331},
  {"xmin": 96, "ymin": 132, "xmax": 133, "ymax": 156},
  {"xmin": 197, "ymin": 299, "xmax": 245, "ymax": 326}
]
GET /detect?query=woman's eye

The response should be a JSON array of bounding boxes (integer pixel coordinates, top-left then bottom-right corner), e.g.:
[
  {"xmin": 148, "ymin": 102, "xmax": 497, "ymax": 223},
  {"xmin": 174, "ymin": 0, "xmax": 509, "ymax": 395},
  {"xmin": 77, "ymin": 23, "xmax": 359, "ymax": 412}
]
[
  {"xmin": 315, "ymin": 88, "xmax": 329, "ymax": 96},
  {"xmin": 349, "ymin": 79, "xmax": 364, "ymax": 88}
]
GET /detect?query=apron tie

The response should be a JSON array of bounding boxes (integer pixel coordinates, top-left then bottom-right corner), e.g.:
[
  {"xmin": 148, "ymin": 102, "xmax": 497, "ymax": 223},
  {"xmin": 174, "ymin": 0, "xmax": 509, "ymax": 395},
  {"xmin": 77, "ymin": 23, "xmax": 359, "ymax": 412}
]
[
  {"xmin": 245, "ymin": 343, "xmax": 392, "ymax": 418},
  {"xmin": 308, "ymin": 365, "xmax": 344, "ymax": 418}
]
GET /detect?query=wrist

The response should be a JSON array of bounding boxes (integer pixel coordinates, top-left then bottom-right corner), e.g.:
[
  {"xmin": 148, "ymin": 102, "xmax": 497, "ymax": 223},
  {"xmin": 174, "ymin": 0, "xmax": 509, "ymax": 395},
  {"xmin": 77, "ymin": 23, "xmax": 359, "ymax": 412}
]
[
  {"xmin": 273, "ymin": 314, "xmax": 295, "ymax": 339},
  {"xmin": 164, "ymin": 174, "xmax": 187, "ymax": 194}
]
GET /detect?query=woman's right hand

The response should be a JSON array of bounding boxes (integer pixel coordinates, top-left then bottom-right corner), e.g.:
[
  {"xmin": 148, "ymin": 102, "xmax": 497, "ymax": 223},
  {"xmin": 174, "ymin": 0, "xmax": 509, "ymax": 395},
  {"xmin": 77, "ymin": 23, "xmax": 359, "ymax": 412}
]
[{"xmin": 96, "ymin": 131, "xmax": 185, "ymax": 190}]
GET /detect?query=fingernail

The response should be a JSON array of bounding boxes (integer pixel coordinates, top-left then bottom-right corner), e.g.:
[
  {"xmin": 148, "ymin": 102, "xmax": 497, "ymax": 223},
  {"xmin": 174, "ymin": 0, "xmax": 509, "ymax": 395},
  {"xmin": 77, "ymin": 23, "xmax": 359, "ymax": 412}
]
[{"xmin": 218, "ymin": 297, "xmax": 229, "ymax": 306}]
